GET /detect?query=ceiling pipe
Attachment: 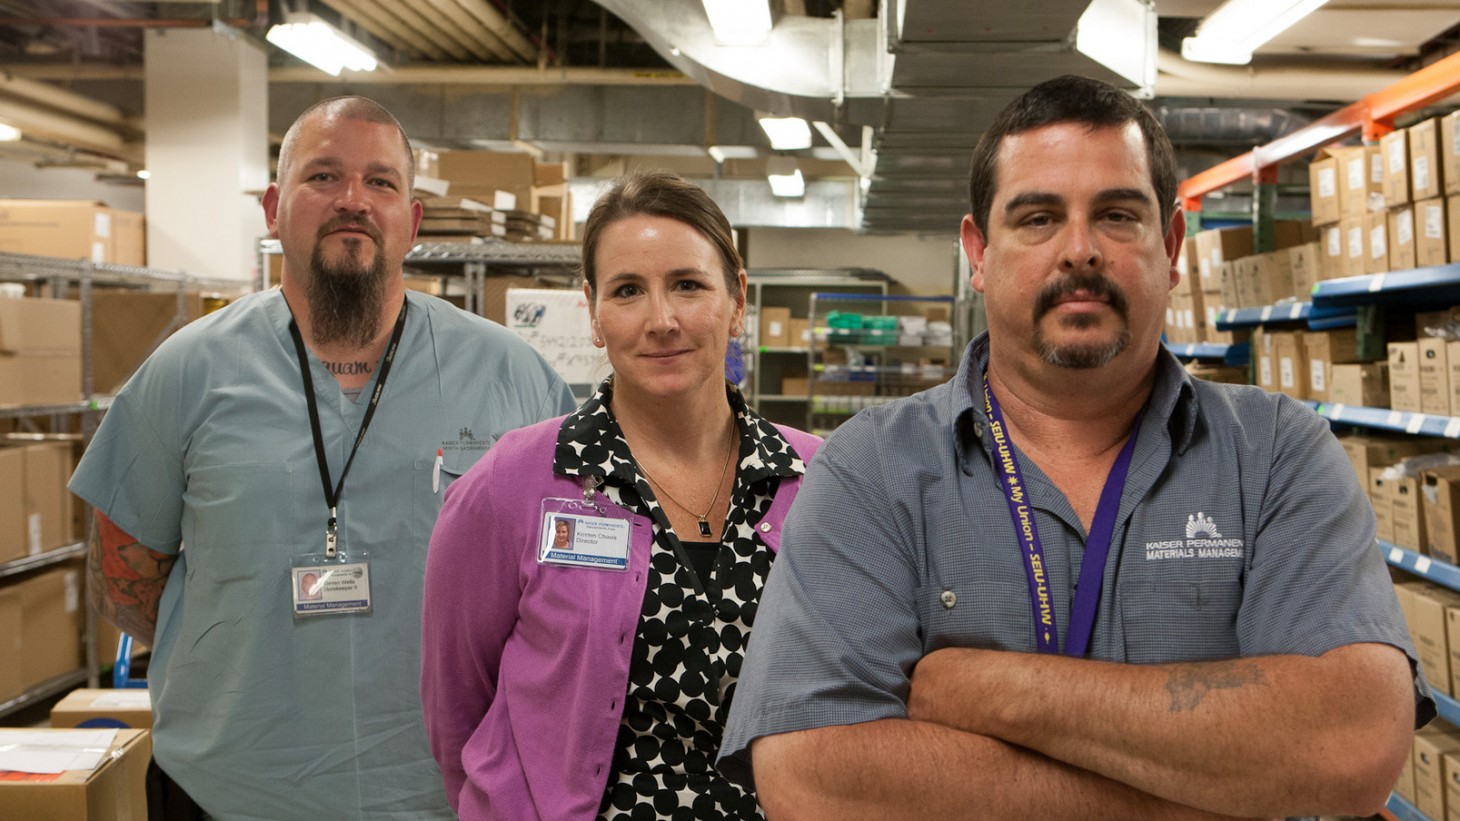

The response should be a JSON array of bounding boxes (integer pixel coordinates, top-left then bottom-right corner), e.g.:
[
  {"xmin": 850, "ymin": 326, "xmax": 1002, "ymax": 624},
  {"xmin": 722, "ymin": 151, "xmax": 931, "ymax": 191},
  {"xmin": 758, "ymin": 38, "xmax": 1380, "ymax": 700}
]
[
  {"xmin": 415, "ymin": 0, "xmax": 516, "ymax": 62},
  {"xmin": 0, "ymin": 62, "xmax": 702, "ymax": 85},
  {"xmin": 317, "ymin": 0, "xmax": 445, "ymax": 60},
  {"xmin": 458, "ymin": 0, "xmax": 536, "ymax": 63},
  {"xmin": 0, "ymin": 96, "xmax": 137, "ymax": 161},
  {"xmin": 0, "ymin": 72, "xmax": 140, "ymax": 131},
  {"xmin": 1155, "ymin": 48, "xmax": 1407, "ymax": 101},
  {"xmin": 364, "ymin": 0, "xmax": 475, "ymax": 61}
]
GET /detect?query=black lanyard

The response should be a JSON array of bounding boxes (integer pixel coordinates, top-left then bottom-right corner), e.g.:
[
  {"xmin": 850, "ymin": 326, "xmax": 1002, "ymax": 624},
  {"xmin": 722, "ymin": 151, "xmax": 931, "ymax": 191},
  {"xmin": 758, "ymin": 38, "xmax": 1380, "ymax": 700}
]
[{"xmin": 286, "ymin": 298, "xmax": 408, "ymax": 558}]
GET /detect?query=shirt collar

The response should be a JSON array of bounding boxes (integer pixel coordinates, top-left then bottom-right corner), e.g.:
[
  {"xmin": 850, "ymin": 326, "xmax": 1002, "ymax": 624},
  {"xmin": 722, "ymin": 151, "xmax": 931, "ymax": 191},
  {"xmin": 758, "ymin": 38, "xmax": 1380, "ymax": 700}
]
[
  {"xmin": 553, "ymin": 377, "xmax": 808, "ymax": 486},
  {"xmin": 951, "ymin": 332, "xmax": 1201, "ymax": 471}
]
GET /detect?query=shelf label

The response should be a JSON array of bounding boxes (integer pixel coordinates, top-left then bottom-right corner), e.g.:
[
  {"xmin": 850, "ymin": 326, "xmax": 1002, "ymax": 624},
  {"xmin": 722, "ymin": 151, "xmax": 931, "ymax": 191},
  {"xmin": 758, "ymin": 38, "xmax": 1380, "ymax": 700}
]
[
  {"xmin": 1288, "ymin": 303, "xmax": 1303, "ymax": 319},
  {"xmin": 1368, "ymin": 273, "xmax": 1386, "ymax": 292},
  {"xmin": 1260, "ymin": 305, "xmax": 1274, "ymax": 322},
  {"xmin": 1387, "ymin": 411, "xmax": 1404, "ymax": 427},
  {"xmin": 1417, "ymin": 556, "xmax": 1434, "ymax": 574},
  {"xmin": 1446, "ymin": 418, "xmax": 1460, "ymax": 438},
  {"xmin": 1407, "ymin": 414, "xmax": 1427, "ymax": 434},
  {"xmin": 1389, "ymin": 547, "xmax": 1404, "ymax": 564}
]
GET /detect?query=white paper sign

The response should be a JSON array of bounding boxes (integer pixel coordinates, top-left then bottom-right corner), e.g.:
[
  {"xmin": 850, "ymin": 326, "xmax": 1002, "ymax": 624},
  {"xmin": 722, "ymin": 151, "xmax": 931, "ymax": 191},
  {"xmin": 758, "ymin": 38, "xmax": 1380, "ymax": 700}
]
[{"xmin": 505, "ymin": 288, "xmax": 599, "ymax": 387}]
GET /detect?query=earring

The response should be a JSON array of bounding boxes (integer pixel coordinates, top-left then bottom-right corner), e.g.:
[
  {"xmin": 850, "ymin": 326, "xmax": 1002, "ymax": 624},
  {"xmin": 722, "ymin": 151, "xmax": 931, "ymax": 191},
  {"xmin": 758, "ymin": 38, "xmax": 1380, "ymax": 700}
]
[{"xmin": 593, "ymin": 335, "xmax": 603, "ymax": 346}]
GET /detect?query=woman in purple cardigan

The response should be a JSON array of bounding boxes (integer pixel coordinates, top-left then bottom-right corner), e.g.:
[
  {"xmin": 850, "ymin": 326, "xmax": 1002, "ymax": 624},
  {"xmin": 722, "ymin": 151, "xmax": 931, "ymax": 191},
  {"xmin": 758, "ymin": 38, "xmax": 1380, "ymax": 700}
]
[{"xmin": 421, "ymin": 171, "xmax": 821, "ymax": 820}]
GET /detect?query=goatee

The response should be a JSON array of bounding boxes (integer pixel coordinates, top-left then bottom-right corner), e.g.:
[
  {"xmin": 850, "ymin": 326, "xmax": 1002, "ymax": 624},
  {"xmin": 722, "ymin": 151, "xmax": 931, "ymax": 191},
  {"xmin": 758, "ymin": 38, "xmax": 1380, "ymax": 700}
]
[
  {"xmin": 306, "ymin": 233, "xmax": 388, "ymax": 348},
  {"xmin": 1031, "ymin": 270, "xmax": 1131, "ymax": 369}
]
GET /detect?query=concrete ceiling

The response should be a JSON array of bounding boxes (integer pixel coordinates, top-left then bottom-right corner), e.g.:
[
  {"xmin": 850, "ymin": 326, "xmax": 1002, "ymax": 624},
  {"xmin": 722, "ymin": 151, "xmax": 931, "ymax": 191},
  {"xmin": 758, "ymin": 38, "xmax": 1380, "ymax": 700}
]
[{"xmin": 0, "ymin": 0, "xmax": 1457, "ymax": 235}]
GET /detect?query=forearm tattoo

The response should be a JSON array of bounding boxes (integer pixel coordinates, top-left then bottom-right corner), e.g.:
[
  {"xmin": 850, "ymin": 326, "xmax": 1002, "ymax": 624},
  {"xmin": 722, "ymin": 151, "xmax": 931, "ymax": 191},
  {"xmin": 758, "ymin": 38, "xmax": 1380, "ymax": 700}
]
[
  {"xmin": 1164, "ymin": 660, "xmax": 1267, "ymax": 712},
  {"xmin": 90, "ymin": 516, "xmax": 170, "ymax": 641}
]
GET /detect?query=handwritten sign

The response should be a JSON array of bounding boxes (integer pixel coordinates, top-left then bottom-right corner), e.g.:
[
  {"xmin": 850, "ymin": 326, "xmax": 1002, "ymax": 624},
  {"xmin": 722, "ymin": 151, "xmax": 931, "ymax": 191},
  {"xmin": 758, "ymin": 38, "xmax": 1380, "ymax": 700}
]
[{"xmin": 505, "ymin": 288, "xmax": 601, "ymax": 389}]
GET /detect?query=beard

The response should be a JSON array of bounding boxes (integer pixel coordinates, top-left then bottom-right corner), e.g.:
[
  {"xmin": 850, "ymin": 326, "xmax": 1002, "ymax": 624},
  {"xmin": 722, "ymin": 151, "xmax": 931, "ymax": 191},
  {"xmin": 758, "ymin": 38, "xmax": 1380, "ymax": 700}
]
[
  {"xmin": 1030, "ymin": 270, "xmax": 1131, "ymax": 369},
  {"xmin": 305, "ymin": 221, "xmax": 388, "ymax": 348}
]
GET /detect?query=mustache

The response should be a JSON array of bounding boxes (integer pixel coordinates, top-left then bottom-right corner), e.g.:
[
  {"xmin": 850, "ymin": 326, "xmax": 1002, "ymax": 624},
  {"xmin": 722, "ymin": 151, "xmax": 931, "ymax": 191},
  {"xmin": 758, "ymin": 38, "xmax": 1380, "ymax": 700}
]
[
  {"xmin": 1033, "ymin": 272, "xmax": 1129, "ymax": 320},
  {"xmin": 317, "ymin": 216, "xmax": 382, "ymax": 244}
]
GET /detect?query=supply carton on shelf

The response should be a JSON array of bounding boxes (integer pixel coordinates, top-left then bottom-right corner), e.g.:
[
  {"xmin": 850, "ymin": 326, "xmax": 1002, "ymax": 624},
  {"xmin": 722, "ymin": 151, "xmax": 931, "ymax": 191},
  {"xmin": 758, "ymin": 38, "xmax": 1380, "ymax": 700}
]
[
  {"xmin": 0, "ymin": 727, "xmax": 150, "ymax": 821},
  {"xmin": 1329, "ymin": 362, "xmax": 1389, "ymax": 408},
  {"xmin": 1383, "ymin": 129, "xmax": 1412, "ymax": 207},
  {"xmin": 1425, "ymin": 465, "xmax": 1460, "ymax": 566},
  {"xmin": 1372, "ymin": 467, "xmax": 1394, "ymax": 543},
  {"xmin": 0, "ymin": 296, "xmax": 80, "ymax": 407},
  {"xmin": 1421, "ymin": 337, "xmax": 1453, "ymax": 417},
  {"xmin": 1288, "ymin": 242, "xmax": 1320, "ymax": 300},
  {"xmin": 1304, "ymin": 328, "xmax": 1362, "ymax": 403},
  {"xmin": 1194, "ymin": 227, "xmax": 1252, "ymax": 293},
  {"xmin": 89, "ymin": 290, "xmax": 207, "ymax": 395},
  {"xmin": 1414, "ymin": 725, "xmax": 1460, "ymax": 819},
  {"xmin": 1412, "ymin": 117, "xmax": 1444, "ymax": 202},
  {"xmin": 0, "ymin": 448, "xmax": 22, "ymax": 563},
  {"xmin": 1417, "ymin": 197, "xmax": 1449, "ymax": 267},
  {"xmin": 1365, "ymin": 211, "xmax": 1390, "ymax": 275},
  {"xmin": 1394, "ymin": 474, "xmax": 1430, "ymax": 553},
  {"xmin": 1390, "ymin": 205, "xmax": 1417, "ymax": 271},
  {"xmin": 1411, "ymin": 583, "xmax": 1460, "ymax": 695},
  {"xmin": 1443, "ymin": 110, "xmax": 1460, "ymax": 196},
  {"xmin": 1391, "ymin": 342, "xmax": 1424, "ymax": 413},
  {"xmin": 1309, "ymin": 152, "xmax": 1341, "ymax": 225},
  {"xmin": 0, "ymin": 200, "xmax": 144, "ymax": 266},
  {"xmin": 0, "ymin": 564, "xmax": 84, "ymax": 703}
]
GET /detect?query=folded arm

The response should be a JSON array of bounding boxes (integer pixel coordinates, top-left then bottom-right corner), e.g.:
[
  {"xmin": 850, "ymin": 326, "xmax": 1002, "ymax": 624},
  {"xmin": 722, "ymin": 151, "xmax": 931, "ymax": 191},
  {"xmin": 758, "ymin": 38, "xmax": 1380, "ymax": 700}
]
[
  {"xmin": 908, "ymin": 642, "xmax": 1414, "ymax": 817},
  {"xmin": 752, "ymin": 719, "xmax": 1273, "ymax": 821},
  {"xmin": 87, "ymin": 510, "xmax": 175, "ymax": 646}
]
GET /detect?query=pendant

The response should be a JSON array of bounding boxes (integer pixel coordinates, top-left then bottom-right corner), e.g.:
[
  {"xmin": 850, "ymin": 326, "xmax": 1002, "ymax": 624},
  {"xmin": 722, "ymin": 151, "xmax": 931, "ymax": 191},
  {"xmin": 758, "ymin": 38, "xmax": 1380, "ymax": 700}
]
[{"xmin": 697, "ymin": 518, "xmax": 712, "ymax": 538}]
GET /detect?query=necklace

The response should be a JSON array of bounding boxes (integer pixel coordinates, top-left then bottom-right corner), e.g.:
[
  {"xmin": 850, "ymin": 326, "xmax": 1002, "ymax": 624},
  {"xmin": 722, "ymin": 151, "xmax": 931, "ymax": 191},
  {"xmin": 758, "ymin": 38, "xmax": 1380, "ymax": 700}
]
[{"xmin": 629, "ymin": 422, "xmax": 737, "ymax": 538}]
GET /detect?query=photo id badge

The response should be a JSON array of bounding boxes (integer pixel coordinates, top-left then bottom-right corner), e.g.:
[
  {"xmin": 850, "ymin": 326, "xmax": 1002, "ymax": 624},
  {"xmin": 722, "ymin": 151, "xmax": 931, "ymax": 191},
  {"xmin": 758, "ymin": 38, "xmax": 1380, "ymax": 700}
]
[
  {"xmin": 290, "ymin": 552, "xmax": 372, "ymax": 617},
  {"xmin": 539, "ymin": 497, "xmax": 631, "ymax": 571}
]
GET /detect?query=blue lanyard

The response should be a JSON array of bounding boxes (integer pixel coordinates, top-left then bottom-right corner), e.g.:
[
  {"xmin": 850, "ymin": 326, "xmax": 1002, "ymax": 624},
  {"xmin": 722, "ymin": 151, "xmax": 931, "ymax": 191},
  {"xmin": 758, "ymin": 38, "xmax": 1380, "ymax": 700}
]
[{"xmin": 982, "ymin": 376, "xmax": 1141, "ymax": 657}]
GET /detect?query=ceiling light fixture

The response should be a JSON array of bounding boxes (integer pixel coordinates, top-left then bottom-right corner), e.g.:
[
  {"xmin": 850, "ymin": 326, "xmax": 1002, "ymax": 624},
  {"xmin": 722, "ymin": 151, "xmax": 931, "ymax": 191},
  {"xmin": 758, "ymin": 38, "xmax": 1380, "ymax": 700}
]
[
  {"xmin": 0, "ymin": 123, "xmax": 20, "ymax": 142},
  {"xmin": 1181, "ymin": 0, "xmax": 1330, "ymax": 65},
  {"xmin": 767, "ymin": 157, "xmax": 805, "ymax": 198},
  {"xmin": 266, "ymin": 11, "xmax": 378, "ymax": 76},
  {"xmin": 758, "ymin": 116, "xmax": 813, "ymax": 151},
  {"xmin": 702, "ymin": 0, "xmax": 772, "ymax": 45}
]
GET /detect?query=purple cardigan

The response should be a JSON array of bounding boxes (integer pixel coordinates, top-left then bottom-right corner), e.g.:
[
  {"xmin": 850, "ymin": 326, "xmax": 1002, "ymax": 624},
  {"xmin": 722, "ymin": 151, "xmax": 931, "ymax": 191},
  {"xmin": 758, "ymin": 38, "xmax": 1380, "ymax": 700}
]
[{"xmin": 421, "ymin": 414, "xmax": 821, "ymax": 820}]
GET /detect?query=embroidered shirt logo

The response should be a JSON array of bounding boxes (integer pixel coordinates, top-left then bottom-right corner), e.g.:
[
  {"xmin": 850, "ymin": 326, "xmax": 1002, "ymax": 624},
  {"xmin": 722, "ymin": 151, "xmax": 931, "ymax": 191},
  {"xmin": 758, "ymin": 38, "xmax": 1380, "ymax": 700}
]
[
  {"xmin": 1185, "ymin": 512, "xmax": 1221, "ymax": 539},
  {"xmin": 1144, "ymin": 511, "xmax": 1244, "ymax": 561},
  {"xmin": 441, "ymin": 427, "xmax": 490, "ymax": 455}
]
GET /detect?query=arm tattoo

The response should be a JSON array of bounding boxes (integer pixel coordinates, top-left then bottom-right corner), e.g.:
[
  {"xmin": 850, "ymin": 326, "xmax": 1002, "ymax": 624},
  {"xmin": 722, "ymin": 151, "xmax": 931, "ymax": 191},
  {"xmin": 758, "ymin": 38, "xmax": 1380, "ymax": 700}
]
[
  {"xmin": 1165, "ymin": 660, "xmax": 1267, "ymax": 712},
  {"xmin": 89, "ymin": 514, "xmax": 173, "ymax": 644}
]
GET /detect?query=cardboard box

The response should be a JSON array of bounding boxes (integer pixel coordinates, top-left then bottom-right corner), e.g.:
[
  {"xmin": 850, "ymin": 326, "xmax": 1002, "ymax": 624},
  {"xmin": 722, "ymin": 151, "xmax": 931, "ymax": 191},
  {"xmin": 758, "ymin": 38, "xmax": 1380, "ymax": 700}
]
[
  {"xmin": 1252, "ymin": 328, "xmax": 1275, "ymax": 391},
  {"xmin": 88, "ymin": 290, "xmax": 205, "ymax": 396},
  {"xmin": 1175, "ymin": 237, "xmax": 1198, "ymax": 295},
  {"xmin": 436, "ymin": 151, "xmax": 536, "ymax": 207},
  {"xmin": 1342, "ymin": 216, "xmax": 1368, "ymax": 278},
  {"xmin": 1342, "ymin": 433, "xmax": 1453, "ymax": 486},
  {"xmin": 1320, "ymin": 223, "xmax": 1346, "ymax": 281},
  {"xmin": 786, "ymin": 317, "xmax": 811, "ymax": 348},
  {"xmin": 1413, "ymin": 118, "xmax": 1444, "ymax": 202},
  {"xmin": 1287, "ymin": 242, "xmax": 1320, "ymax": 301},
  {"xmin": 1425, "ymin": 465, "xmax": 1460, "ymax": 564},
  {"xmin": 5, "ymin": 565, "xmax": 83, "ymax": 700},
  {"xmin": 110, "ymin": 209, "xmax": 145, "ymax": 268},
  {"xmin": 1304, "ymin": 328, "xmax": 1361, "ymax": 403},
  {"xmin": 1309, "ymin": 153, "xmax": 1342, "ymax": 226},
  {"xmin": 1391, "ymin": 342, "xmax": 1424, "ymax": 412},
  {"xmin": 1415, "ymin": 723, "xmax": 1460, "ymax": 818},
  {"xmin": 1422, "ymin": 336, "xmax": 1453, "ymax": 417},
  {"xmin": 780, "ymin": 376, "xmax": 810, "ymax": 395},
  {"xmin": 12, "ymin": 442, "xmax": 75, "ymax": 556},
  {"xmin": 1395, "ymin": 474, "xmax": 1430, "ymax": 553},
  {"xmin": 1383, "ymin": 129, "xmax": 1412, "ymax": 207},
  {"xmin": 1406, "ymin": 720, "xmax": 1455, "ymax": 804},
  {"xmin": 0, "ymin": 297, "xmax": 81, "ymax": 407},
  {"xmin": 1194, "ymin": 227, "xmax": 1252, "ymax": 293},
  {"xmin": 0, "ymin": 447, "xmax": 22, "ymax": 564},
  {"xmin": 1248, "ymin": 252, "xmax": 1292, "ymax": 307},
  {"xmin": 1451, "ymin": 340, "xmax": 1460, "ymax": 416},
  {"xmin": 760, "ymin": 307, "xmax": 792, "ymax": 348},
  {"xmin": 0, "ymin": 727, "xmax": 150, "ymax": 820},
  {"xmin": 1390, "ymin": 205, "xmax": 1417, "ymax": 271},
  {"xmin": 1330, "ymin": 362, "xmax": 1389, "ymax": 408},
  {"xmin": 1445, "ymin": 112, "xmax": 1460, "ymax": 196},
  {"xmin": 1203, "ymin": 302, "xmax": 1234, "ymax": 345},
  {"xmin": 1444, "ymin": 750, "xmax": 1460, "ymax": 820},
  {"xmin": 1366, "ymin": 211, "xmax": 1390, "ymax": 274},
  {"xmin": 1372, "ymin": 468, "xmax": 1396, "ymax": 542},
  {"xmin": 1218, "ymin": 260, "xmax": 1241, "ymax": 311},
  {"xmin": 1448, "ymin": 195, "xmax": 1460, "ymax": 264},
  {"xmin": 1330, "ymin": 145, "xmax": 1385, "ymax": 218},
  {"xmin": 49, "ymin": 688, "xmax": 153, "ymax": 730},
  {"xmin": 1418, "ymin": 197, "xmax": 1449, "ymax": 267},
  {"xmin": 0, "ymin": 200, "xmax": 127, "ymax": 264},
  {"xmin": 1447, "ymin": 606, "xmax": 1460, "ymax": 700},
  {"xmin": 1271, "ymin": 331, "xmax": 1308, "ymax": 400},
  {"xmin": 1412, "ymin": 584, "xmax": 1460, "ymax": 694}
]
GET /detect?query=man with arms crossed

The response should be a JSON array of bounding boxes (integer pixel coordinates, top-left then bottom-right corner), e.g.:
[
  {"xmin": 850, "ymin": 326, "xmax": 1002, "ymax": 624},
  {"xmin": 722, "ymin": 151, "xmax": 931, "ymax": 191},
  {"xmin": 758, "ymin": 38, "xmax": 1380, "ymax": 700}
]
[
  {"xmin": 719, "ymin": 75, "xmax": 1430, "ymax": 820},
  {"xmin": 70, "ymin": 96, "xmax": 574, "ymax": 819}
]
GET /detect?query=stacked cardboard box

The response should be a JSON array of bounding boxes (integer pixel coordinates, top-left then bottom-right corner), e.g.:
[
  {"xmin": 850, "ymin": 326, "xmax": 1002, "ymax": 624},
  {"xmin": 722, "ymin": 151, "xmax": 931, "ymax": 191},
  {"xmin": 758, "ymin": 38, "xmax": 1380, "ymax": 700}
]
[
  {"xmin": 0, "ymin": 564, "xmax": 84, "ymax": 703},
  {"xmin": 0, "ymin": 727, "xmax": 150, "ymax": 819},
  {"xmin": 0, "ymin": 200, "xmax": 146, "ymax": 266},
  {"xmin": 434, "ymin": 153, "xmax": 574, "ymax": 240},
  {"xmin": 0, "ymin": 296, "xmax": 81, "ymax": 406},
  {"xmin": 0, "ymin": 440, "xmax": 77, "ymax": 562},
  {"xmin": 88, "ymin": 290, "xmax": 206, "ymax": 395}
]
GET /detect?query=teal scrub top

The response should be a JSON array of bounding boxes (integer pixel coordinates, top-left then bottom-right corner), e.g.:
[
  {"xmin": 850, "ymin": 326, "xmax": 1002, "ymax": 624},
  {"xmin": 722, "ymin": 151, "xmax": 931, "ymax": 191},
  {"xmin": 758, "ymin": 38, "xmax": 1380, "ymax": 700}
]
[{"xmin": 70, "ymin": 288, "xmax": 576, "ymax": 820}]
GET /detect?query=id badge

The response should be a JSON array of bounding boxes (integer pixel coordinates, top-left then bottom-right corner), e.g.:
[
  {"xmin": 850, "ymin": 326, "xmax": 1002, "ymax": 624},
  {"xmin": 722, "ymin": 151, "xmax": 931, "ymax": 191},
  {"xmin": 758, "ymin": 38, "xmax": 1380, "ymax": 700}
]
[
  {"xmin": 539, "ymin": 497, "xmax": 631, "ymax": 571},
  {"xmin": 290, "ymin": 552, "xmax": 372, "ymax": 617}
]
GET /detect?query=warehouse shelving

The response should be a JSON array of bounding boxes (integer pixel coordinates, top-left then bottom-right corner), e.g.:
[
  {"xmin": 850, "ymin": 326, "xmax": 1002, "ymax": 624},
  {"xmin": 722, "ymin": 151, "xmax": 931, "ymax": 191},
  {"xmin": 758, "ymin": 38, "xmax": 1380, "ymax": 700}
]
[
  {"xmin": 1164, "ymin": 342, "xmax": 1250, "ymax": 366},
  {"xmin": 0, "ymin": 252, "xmax": 241, "ymax": 722}
]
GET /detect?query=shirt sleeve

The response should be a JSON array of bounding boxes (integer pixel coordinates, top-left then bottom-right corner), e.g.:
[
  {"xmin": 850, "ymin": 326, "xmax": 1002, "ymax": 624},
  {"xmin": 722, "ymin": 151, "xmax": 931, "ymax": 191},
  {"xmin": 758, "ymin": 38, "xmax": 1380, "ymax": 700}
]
[
  {"xmin": 719, "ymin": 412, "xmax": 927, "ymax": 791},
  {"xmin": 1235, "ymin": 395, "xmax": 1435, "ymax": 726},
  {"xmin": 67, "ymin": 348, "xmax": 188, "ymax": 554}
]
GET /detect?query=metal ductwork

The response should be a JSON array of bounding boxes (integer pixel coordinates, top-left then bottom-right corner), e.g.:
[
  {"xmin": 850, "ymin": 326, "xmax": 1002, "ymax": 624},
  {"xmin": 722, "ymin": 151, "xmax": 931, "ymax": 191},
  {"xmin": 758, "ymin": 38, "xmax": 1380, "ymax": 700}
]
[{"xmin": 593, "ymin": 0, "xmax": 1160, "ymax": 234}]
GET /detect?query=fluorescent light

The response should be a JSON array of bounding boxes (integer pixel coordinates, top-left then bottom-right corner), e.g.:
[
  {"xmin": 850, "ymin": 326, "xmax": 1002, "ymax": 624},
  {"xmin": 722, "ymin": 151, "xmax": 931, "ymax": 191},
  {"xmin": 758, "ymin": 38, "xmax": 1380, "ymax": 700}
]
[
  {"xmin": 135, "ymin": 169, "xmax": 151, "ymax": 180},
  {"xmin": 0, "ymin": 123, "xmax": 20, "ymax": 142},
  {"xmin": 759, "ymin": 116, "xmax": 812, "ymax": 150},
  {"xmin": 1181, "ymin": 0, "xmax": 1330, "ymax": 65},
  {"xmin": 702, "ymin": 0, "xmax": 772, "ymax": 45},
  {"xmin": 768, "ymin": 168, "xmax": 805, "ymax": 198},
  {"xmin": 266, "ymin": 12, "xmax": 377, "ymax": 76},
  {"xmin": 707, "ymin": 145, "xmax": 727, "ymax": 164}
]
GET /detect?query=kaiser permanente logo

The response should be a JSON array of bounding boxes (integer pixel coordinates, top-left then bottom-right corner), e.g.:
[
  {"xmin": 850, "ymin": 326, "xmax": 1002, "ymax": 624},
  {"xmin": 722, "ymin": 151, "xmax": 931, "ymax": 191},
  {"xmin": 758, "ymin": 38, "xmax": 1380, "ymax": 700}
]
[{"xmin": 1144, "ymin": 512, "xmax": 1244, "ymax": 560}]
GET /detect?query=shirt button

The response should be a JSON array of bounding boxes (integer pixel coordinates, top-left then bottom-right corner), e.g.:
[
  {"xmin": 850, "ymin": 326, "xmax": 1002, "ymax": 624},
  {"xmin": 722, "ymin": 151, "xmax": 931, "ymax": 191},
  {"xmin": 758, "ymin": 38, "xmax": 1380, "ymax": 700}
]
[
  {"xmin": 759, "ymin": 522, "xmax": 772, "ymax": 533},
  {"xmin": 940, "ymin": 590, "xmax": 957, "ymax": 609}
]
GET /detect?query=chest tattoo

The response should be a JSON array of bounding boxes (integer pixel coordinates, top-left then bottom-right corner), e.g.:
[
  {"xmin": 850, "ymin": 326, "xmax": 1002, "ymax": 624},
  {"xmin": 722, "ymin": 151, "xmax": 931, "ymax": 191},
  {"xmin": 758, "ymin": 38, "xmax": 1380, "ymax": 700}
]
[{"xmin": 324, "ymin": 360, "xmax": 373, "ymax": 377}]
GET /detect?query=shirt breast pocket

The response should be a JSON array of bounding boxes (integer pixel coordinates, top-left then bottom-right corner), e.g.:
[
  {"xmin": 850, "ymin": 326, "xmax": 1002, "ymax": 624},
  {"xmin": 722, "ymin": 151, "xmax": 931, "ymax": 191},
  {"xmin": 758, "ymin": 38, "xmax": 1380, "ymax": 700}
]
[
  {"xmin": 916, "ymin": 579, "xmax": 1036, "ymax": 654},
  {"xmin": 413, "ymin": 447, "xmax": 486, "ymax": 570},
  {"xmin": 1120, "ymin": 577, "xmax": 1243, "ymax": 663}
]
